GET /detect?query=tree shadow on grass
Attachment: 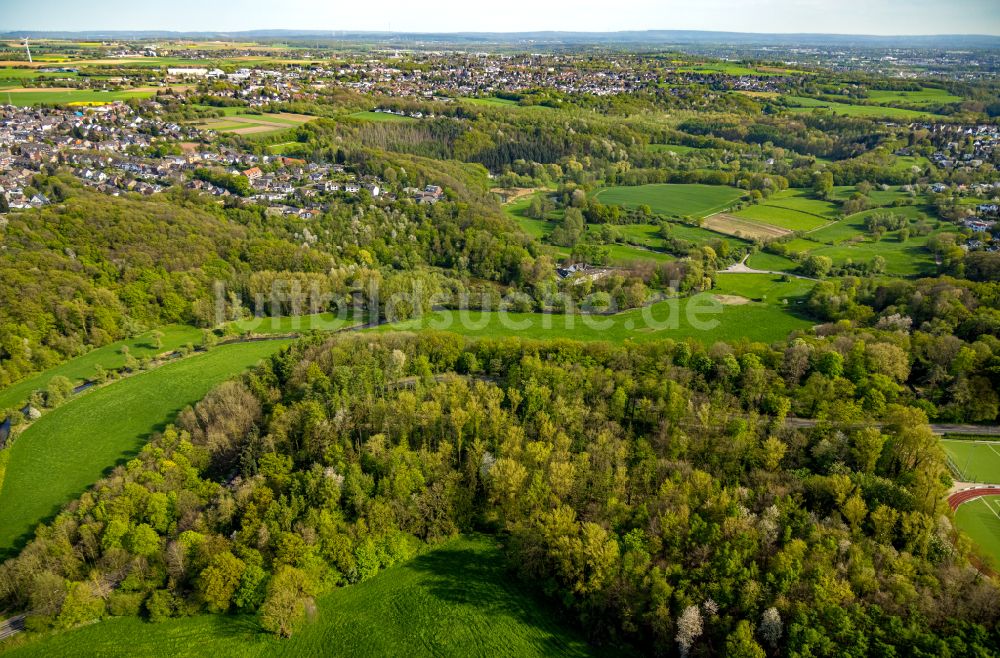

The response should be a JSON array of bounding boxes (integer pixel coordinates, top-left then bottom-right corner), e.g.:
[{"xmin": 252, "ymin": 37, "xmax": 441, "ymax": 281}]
[{"xmin": 403, "ymin": 535, "xmax": 631, "ymax": 657}]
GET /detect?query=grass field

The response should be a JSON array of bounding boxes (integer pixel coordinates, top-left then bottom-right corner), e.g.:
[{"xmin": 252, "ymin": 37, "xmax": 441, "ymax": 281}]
[
  {"xmin": 376, "ymin": 283, "xmax": 812, "ymax": 346},
  {"xmin": 746, "ymin": 251, "xmax": 800, "ymax": 272},
  {"xmin": 462, "ymin": 96, "xmax": 520, "ymax": 107},
  {"xmin": 0, "ymin": 325, "xmax": 203, "ymax": 413},
  {"xmin": 229, "ymin": 312, "xmax": 358, "ymax": 334},
  {"xmin": 943, "ymin": 439, "xmax": 1000, "ymax": 484},
  {"xmin": 863, "ymin": 88, "xmax": 963, "ymax": 106},
  {"xmin": 955, "ymin": 497, "xmax": 1000, "ymax": 571},
  {"xmin": 0, "ymin": 67, "xmax": 78, "ymax": 81},
  {"xmin": 3, "ymin": 535, "xmax": 599, "ymax": 658},
  {"xmin": 731, "ymin": 205, "xmax": 831, "ymax": 232},
  {"xmin": 0, "ymin": 88, "xmax": 157, "ymax": 106},
  {"xmin": 0, "ymin": 340, "xmax": 291, "ymax": 557},
  {"xmin": 348, "ymin": 111, "xmax": 417, "ymax": 122},
  {"xmin": 783, "ymin": 96, "xmax": 940, "ymax": 120},
  {"xmin": 594, "ymin": 184, "xmax": 744, "ymax": 219}
]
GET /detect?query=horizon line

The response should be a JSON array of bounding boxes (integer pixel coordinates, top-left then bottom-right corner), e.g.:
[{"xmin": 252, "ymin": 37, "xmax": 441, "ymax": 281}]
[{"xmin": 2, "ymin": 28, "xmax": 999, "ymax": 39}]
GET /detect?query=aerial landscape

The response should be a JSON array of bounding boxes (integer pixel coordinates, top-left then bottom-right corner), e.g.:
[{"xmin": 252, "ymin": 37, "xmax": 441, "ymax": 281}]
[{"xmin": 1, "ymin": 0, "xmax": 1000, "ymax": 655}]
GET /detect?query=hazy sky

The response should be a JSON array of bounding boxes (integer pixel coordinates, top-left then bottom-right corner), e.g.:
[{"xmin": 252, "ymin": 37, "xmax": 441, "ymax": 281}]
[{"xmin": 4, "ymin": 0, "xmax": 1000, "ymax": 36}]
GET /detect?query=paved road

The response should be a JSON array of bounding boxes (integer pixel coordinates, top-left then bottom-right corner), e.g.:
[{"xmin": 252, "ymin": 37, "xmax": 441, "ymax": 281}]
[
  {"xmin": 0, "ymin": 614, "xmax": 25, "ymax": 641},
  {"xmin": 785, "ymin": 417, "xmax": 1000, "ymax": 437}
]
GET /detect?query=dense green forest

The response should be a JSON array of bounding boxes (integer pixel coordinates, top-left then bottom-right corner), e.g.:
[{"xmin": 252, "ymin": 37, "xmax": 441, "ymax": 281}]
[{"xmin": 1, "ymin": 332, "xmax": 998, "ymax": 656}]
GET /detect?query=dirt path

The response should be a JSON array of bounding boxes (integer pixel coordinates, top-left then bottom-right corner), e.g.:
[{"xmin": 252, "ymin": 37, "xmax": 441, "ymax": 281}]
[{"xmin": 718, "ymin": 254, "xmax": 817, "ymax": 280}]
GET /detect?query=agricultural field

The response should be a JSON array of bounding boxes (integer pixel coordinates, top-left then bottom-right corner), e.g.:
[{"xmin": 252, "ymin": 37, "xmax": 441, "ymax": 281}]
[
  {"xmin": 0, "ymin": 339, "xmax": 292, "ymax": 556},
  {"xmin": 594, "ymin": 184, "xmax": 745, "ymax": 219},
  {"xmin": 190, "ymin": 112, "xmax": 314, "ymax": 137},
  {"xmin": 0, "ymin": 67, "xmax": 78, "ymax": 81},
  {"xmin": 0, "ymin": 87, "xmax": 157, "ymax": 106},
  {"xmin": 0, "ymin": 325, "xmax": 203, "ymax": 413},
  {"xmin": 1, "ymin": 535, "xmax": 599, "ymax": 658},
  {"xmin": 702, "ymin": 213, "xmax": 791, "ymax": 240}
]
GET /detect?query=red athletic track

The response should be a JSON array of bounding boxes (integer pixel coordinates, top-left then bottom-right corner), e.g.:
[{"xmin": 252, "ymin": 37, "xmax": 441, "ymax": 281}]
[{"xmin": 948, "ymin": 487, "xmax": 1000, "ymax": 511}]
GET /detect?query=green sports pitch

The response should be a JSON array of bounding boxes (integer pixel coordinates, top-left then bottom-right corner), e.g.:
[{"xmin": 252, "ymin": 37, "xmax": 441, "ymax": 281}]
[
  {"xmin": 942, "ymin": 439, "xmax": 1000, "ymax": 483},
  {"xmin": 955, "ymin": 495, "xmax": 1000, "ymax": 570}
]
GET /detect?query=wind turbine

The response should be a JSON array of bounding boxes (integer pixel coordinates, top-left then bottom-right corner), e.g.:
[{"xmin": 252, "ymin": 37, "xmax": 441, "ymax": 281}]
[{"xmin": 23, "ymin": 38, "xmax": 32, "ymax": 64}]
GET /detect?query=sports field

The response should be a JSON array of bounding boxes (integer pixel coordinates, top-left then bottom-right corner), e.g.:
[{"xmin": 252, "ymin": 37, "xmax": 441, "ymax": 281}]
[
  {"xmin": 3, "ymin": 535, "xmax": 600, "ymax": 658},
  {"xmin": 0, "ymin": 340, "xmax": 291, "ymax": 556},
  {"xmin": 943, "ymin": 439, "xmax": 1000, "ymax": 483},
  {"xmin": 954, "ymin": 495, "xmax": 1000, "ymax": 570},
  {"xmin": 594, "ymin": 184, "xmax": 745, "ymax": 219}
]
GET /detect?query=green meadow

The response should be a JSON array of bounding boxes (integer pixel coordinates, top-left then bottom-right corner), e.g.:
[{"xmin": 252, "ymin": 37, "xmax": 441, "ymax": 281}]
[
  {"xmin": 0, "ymin": 88, "xmax": 157, "ymax": 106},
  {"xmin": 783, "ymin": 96, "xmax": 940, "ymax": 120},
  {"xmin": 377, "ymin": 276, "xmax": 813, "ymax": 345},
  {"xmin": 594, "ymin": 184, "xmax": 745, "ymax": 219},
  {"xmin": 0, "ymin": 340, "xmax": 291, "ymax": 557},
  {"xmin": 348, "ymin": 110, "xmax": 417, "ymax": 122},
  {"xmin": 2, "ymin": 535, "xmax": 599, "ymax": 658},
  {"xmin": 863, "ymin": 88, "xmax": 963, "ymax": 106},
  {"xmin": 0, "ymin": 325, "xmax": 203, "ymax": 412}
]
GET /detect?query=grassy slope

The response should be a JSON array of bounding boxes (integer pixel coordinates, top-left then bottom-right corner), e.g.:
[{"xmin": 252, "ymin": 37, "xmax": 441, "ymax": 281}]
[
  {"xmin": 0, "ymin": 340, "xmax": 291, "ymax": 556},
  {"xmin": 593, "ymin": 184, "xmax": 744, "ymax": 218},
  {"xmin": 3, "ymin": 535, "xmax": 599, "ymax": 658},
  {"xmin": 229, "ymin": 312, "xmax": 358, "ymax": 334},
  {"xmin": 0, "ymin": 325, "xmax": 204, "ymax": 412}
]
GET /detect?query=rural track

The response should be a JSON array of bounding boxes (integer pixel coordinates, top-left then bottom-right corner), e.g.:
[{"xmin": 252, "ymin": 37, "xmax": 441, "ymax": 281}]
[{"xmin": 718, "ymin": 254, "xmax": 818, "ymax": 281}]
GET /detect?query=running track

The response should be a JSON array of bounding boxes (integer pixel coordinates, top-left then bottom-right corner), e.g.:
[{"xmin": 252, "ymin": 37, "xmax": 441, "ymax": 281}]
[{"xmin": 948, "ymin": 486, "xmax": 1000, "ymax": 511}]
